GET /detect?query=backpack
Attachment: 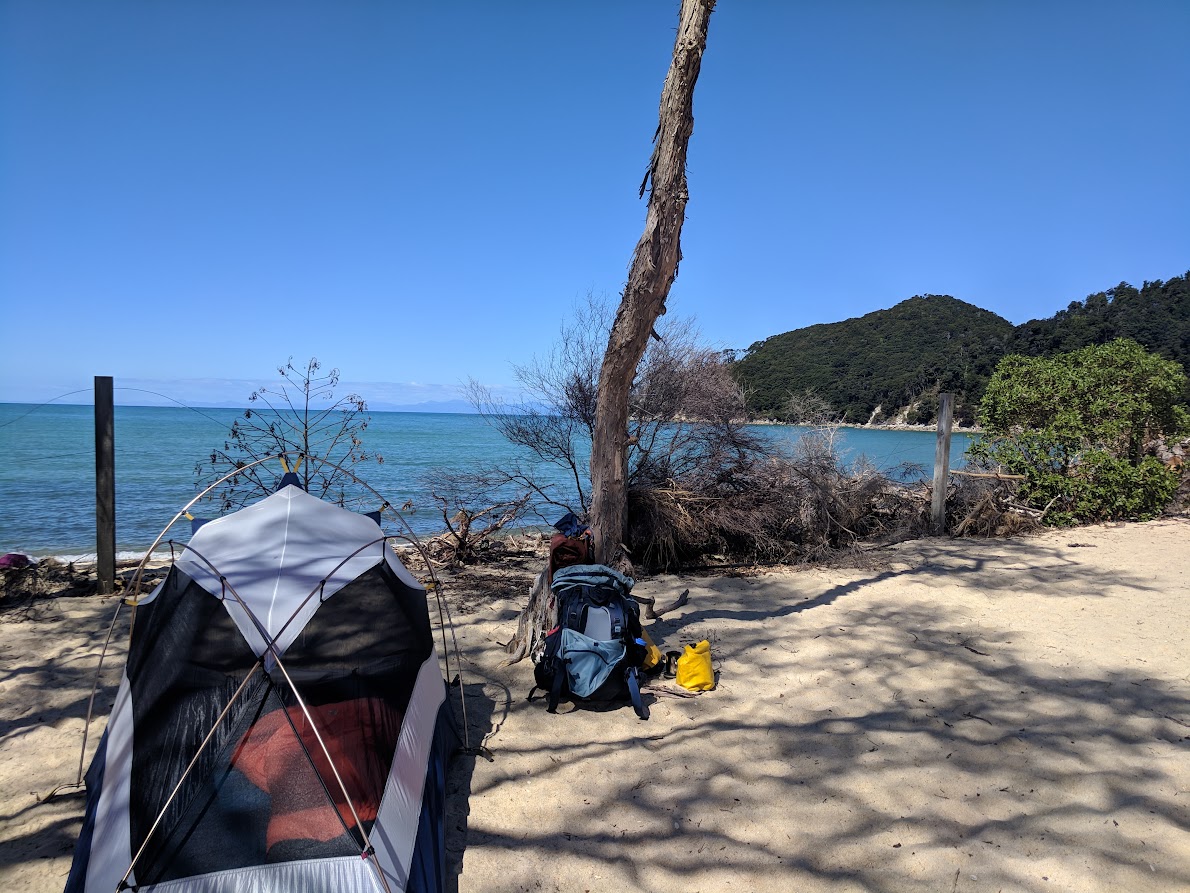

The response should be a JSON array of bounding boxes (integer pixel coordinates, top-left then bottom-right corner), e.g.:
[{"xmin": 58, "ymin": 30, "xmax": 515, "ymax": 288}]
[{"xmin": 532, "ymin": 564, "xmax": 649, "ymax": 720}]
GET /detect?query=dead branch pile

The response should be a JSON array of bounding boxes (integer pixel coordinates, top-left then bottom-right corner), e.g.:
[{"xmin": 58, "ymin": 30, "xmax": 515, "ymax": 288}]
[
  {"xmin": 1159, "ymin": 437, "xmax": 1190, "ymax": 514},
  {"xmin": 1, "ymin": 560, "xmax": 94, "ymax": 612},
  {"xmin": 1, "ymin": 558, "xmax": 170, "ymax": 619},
  {"xmin": 428, "ymin": 496, "xmax": 531, "ymax": 568},
  {"xmin": 945, "ymin": 473, "xmax": 1041, "ymax": 537},
  {"xmin": 625, "ymin": 429, "xmax": 918, "ymax": 571}
]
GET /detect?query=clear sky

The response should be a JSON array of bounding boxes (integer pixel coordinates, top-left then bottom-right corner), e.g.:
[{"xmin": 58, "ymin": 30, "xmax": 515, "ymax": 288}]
[{"xmin": 2, "ymin": 1, "xmax": 1187, "ymax": 408}]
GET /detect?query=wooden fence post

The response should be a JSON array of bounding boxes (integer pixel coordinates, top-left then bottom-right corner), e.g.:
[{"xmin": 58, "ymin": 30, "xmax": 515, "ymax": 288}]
[
  {"xmin": 95, "ymin": 376, "xmax": 116, "ymax": 594},
  {"xmin": 931, "ymin": 392, "xmax": 954, "ymax": 535}
]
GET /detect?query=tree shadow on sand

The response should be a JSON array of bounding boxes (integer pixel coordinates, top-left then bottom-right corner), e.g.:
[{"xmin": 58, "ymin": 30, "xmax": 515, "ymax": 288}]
[
  {"xmin": 445, "ymin": 679, "xmax": 501, "ymax": 893},
  {"xmin": 0, "ymin": 595, "xmax": 129, "ymax": 880},
  {"xmin": 447, "ymin": 536, "xmax": 1189, "ymax": 892}
]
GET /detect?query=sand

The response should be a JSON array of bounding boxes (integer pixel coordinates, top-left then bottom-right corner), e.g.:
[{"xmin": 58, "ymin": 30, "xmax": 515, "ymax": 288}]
[{"xmin": 2, "ymin": 519, "xmax": 1188, "ymax": 892}]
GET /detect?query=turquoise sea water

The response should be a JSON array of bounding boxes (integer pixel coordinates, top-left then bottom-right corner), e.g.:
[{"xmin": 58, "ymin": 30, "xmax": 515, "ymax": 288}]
[{"xmin": 0, "ymin": 404, "xmax": 971, "ymax": 558}]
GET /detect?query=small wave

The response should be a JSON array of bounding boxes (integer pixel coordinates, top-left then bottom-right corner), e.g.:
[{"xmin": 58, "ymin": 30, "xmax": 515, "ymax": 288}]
[{"xmin": 27, "ymin": 550, "xmax": 152, "ymax": 564}]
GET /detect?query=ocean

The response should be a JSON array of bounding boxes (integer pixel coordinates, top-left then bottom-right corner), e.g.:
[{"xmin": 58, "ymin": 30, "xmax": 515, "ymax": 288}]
[{"xmin": 0, "ymin": 403, "xmax": 972, "ymax": 559}]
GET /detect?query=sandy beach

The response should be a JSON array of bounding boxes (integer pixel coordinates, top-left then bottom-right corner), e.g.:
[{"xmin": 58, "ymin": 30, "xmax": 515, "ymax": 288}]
[{"xmin": 3, "ymin": 519, "xmax": 1188, "ymax": 892}]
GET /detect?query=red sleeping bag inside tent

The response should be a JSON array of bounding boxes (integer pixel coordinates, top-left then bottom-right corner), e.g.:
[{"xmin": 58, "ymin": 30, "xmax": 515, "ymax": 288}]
[{"xmin": 232, "ymin": 698, "xmax": 404, "ymax": 850}]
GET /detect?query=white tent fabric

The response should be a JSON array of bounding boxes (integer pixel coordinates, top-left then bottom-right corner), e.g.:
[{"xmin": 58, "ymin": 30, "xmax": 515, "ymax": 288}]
[
  {"xmin": 372, "ymin": 656, "xmax": 445, "ymax": 890},
  {"xmin": 84, "ymin": 675, "xmax": 133, "ymax": 892},
  {"xmin": 163, "ymin": 485, "xmax": 422, "ymax": 657}
]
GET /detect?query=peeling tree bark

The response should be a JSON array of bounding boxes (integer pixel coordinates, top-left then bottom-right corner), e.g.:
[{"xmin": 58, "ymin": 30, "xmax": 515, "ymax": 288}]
[{"xmin": 589, "ymin": 0, "xmax": 716, "ymax": 565}]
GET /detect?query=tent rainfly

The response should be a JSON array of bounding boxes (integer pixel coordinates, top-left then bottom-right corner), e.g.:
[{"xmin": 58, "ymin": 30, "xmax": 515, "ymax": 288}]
[{"xmin": 65, "ymin": 483, "xmax": 453, "ymax": 893}]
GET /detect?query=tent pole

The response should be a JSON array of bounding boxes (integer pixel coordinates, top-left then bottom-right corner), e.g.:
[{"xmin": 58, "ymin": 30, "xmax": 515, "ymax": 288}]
[{"xmin": 75, "ymin": 599, "xmax": 124, "ymax": 786}]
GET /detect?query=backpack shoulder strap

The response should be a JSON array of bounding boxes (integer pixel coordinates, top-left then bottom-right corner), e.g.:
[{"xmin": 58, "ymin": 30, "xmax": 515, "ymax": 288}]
[
  {"xmin": 605, "ymin": 597, "xmax": 626, "ymax": 640},
  {"xmin": 548, "ymin": 655, "xmax": 566, "ymax": 714},
  {"xmin": 561, "ymin": 590, "xmax": 585, "ymax": 632},
  {"xmin": 625, "ymin": 666, "xmax": 648, "ymax": 720},
  {"xmin": 535, "ymin": 626, "xmax": 567, "ymax": 714}
]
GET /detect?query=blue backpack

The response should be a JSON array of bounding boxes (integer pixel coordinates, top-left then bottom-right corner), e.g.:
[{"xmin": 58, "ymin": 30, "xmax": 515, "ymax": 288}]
[{"xmin": 533, "ymin": 564, "xmax": 649, "ymax": 720}]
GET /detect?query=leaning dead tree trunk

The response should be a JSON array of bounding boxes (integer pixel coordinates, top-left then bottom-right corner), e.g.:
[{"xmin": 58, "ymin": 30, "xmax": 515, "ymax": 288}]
[
  {"xmin": 501, "ymin": 0, "xmax": 714, "ymax": 665},
  {"xmin": 589, "ymin": 0, "xmax": 716, "ymax": 566}
]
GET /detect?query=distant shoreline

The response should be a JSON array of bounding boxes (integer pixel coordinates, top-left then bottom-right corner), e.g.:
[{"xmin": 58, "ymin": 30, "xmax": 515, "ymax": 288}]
[{"xmin": 748, "ymin": 418, "xmax": 983, "ymax": 435}]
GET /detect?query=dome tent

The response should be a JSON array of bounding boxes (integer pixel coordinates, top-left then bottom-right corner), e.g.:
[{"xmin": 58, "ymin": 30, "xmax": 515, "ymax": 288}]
[{"xmin": 65, "ymin": 482, "xmax": 453, "ymax": 893}]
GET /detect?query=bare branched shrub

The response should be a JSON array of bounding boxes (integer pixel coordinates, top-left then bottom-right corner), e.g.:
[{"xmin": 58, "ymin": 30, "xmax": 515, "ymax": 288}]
[
  {"xmin": 467, "ymin": 295, "xmax": 756, "ymax": 525},
  {"xmin": 195, "ymin": 358, "xmax": 381, "ymax": 512},
  {"xmin": 629, "ymin": 320, "xmax": 755, "ymax": 489},
  {"xmin": 782, "ymin": 388, "xmax": 840, "ymax": 426},
  {"xmin": 779, "ymin": 430, "xmax": 912, "ymax": 557},
  {"xmin": 465, "ymin": 295, "xmax": 604, "ymax": 516}
]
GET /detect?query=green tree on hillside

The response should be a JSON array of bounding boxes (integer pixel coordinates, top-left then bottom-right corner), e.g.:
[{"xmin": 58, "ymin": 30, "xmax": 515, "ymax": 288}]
[
  {"xmin": 969, "ymin": 339, "xmax": 1189, "ymax": 525},
  {"xmin": 1008, "ymin": 273, "xmax": 1190, "ymax": 369}
]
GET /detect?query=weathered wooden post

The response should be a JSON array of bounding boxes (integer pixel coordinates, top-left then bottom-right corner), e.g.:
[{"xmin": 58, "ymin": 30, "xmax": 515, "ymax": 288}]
[
  {"xmin": 931, "ymin": 392, "xmax": 954, "ymax": 534},
  {"xmin": 95, "ymin": 376, "xmax": 116, "ymax": 594}
]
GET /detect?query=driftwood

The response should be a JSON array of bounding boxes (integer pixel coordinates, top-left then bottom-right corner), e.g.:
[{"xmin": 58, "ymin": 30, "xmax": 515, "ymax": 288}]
[
  {"xmin": 951, "ymin": 470, "xmax": 1027, "ymax": 481},
  {"xmin": 433, "ymin": 494, "xmax": 530, "ymax": 567},
  {"xmin": 632, "ymin": 588, "xmax": 690, "ymax": 620},
  {"xmin": 499, "ymin": 568, "xmax": 554, "ymax": 667}
]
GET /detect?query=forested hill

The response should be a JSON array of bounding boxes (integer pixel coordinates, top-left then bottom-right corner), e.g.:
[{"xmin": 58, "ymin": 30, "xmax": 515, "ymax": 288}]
[
  {"xmin": 732, "ymin": 272, "xmax": 1190, "ymax": 426},
  {"xmin": 1007, "ymin": 274, "xmax": 1190, "ymax": 363},
  {"xmin": 733, "ymin": 295, "xmax": 1013, "ymax": 425}
]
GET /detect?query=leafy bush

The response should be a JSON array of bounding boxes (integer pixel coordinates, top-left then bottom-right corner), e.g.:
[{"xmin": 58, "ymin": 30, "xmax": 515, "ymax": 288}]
[{"xmin": 969, "ymin": 339, "xmax": 1189, "ymax": 525}]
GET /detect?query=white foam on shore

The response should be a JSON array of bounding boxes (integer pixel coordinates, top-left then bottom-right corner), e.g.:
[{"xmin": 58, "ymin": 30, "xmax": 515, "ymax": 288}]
[{"xmin": 28, "ymin": 550, "xmax": 151, "ymax": 565}]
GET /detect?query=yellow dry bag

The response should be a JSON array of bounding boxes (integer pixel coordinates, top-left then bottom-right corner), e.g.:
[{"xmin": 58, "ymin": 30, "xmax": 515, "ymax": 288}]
[
  {"xmin": 641, "ymin": 627, "xmax": 663, "ymax": 671},
  {"xmin": 676, "ymin": 639, "xmax": 715, "ymax": 691}
]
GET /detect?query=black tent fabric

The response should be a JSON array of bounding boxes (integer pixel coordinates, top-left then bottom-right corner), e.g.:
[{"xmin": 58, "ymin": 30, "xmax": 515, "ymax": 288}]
[{"xmin": 65, "ymin": 485, "xmax": 453, "ymax": 893}]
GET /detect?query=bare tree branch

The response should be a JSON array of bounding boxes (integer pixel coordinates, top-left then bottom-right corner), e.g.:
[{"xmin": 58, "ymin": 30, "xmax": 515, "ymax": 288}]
[{"xmin": 195, "ymin": 358, "xmax": 381, "ymax": 511}]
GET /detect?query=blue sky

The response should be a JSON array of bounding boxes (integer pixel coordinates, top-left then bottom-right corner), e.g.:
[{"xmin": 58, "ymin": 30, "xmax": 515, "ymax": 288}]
[{"xmin": 2, "ymin": 1, "xmax": 1187, "ymax": 408}]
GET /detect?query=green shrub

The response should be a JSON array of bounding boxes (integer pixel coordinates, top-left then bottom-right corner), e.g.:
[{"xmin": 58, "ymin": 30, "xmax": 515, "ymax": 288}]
[{"xmin": 969, "ymin": 339, "xmax": 1188, "ymax": 525}]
